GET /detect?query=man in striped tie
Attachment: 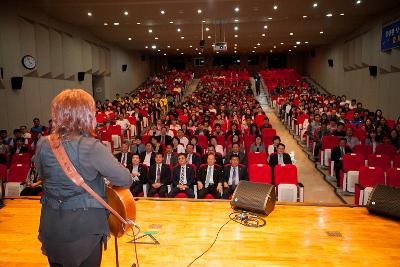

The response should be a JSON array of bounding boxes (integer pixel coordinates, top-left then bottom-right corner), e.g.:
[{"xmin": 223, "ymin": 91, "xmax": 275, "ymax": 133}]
[
  {"xmin": 222, "ymin": 154, "xmax": 248, "ymax": 199},
  {"xmin": 148, "ymin": 153, "xmax": 171, "ymax": 197},
  {"xmin": 168, "ymin": 154, "xmax": 196, "ymax": 198},
  {"xmin": 197, "ymin": 154, "xmax": 223, "ymax": 199}
]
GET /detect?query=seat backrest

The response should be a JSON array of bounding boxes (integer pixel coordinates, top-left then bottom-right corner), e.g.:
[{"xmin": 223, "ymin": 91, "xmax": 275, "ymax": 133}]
[
  {"xmin": 387, "ymin": 168, "xmax": 400, "ymax": 187},
  {"xmin": 354, "ymin": 129, "xmax": 366, "ymax": 144},
  {"xmin": 10, "ymin": 153, "xmax": 31, "ymax": 165},
  {"xmin": 261, "ymin": 128, "xmax": 276, "ymax": 137},
  {"xmin": 367, "ymin": 154, "xmax": 391, "ymax": 171},
  {"xmin": 7, "ymin": 164, "xmax": 30, "ymax": 182},
  {"xmin": 321, "ymin": 136, "xmax": 339, "ymax": 150},
  {"xmin": 358, "ymin": 166, "xmax": 385, "ymax": 188},
  {"xmin": 375, "ymin": 144, "xmax": 396, "ymax": 159},
  {"xmin": 248, "ymin": 164, "xmax": 272, "ymax": 184},
  {"xmin": 247, "ymin": 152, "xmax": 267, "ymax": 164},
  {"xmin": 0, "ymin": 164, "xmax": 7, "ymax": 181},
  {"xmin": 342, "ymin": 153, "xmax": 365, "ymax": 172},
  {"xmin": 141, "ymin": 135, "xmax": 151, "ymax": 144},
  {"xmin": 394, "ymin": 155, "xmax": 400, "ymax": 168},
  {"xmin": 274, "ymin": 164, "xmax": 298, "ymax": 186},
  {"xmin": 353, "ymin": 144, "xmax": 373, "ymax": 159}
]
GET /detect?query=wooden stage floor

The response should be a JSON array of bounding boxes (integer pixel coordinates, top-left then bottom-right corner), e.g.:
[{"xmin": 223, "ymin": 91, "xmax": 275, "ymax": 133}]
[{"xmin": 0, "ymin": 197, "xmax": 399, "ymax": 267}]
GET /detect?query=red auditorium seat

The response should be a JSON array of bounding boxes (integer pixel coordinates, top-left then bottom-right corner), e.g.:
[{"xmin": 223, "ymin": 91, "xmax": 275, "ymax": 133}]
[
  {"xmin": 10, "ymin": 153, "xmax": 31, "ymax": 166},
  {"xmin": 375, "ymin": 144, "xmax": 396, "ymax": 160},
  {"xmin": 367, "ymin": 154, "xmax": 391, "ymax": 171},
  {"xmin": 195, "ymin": 135, "xmax": 208, "ymax": 152},
  {"xmin": 274, "ymin": 164, "xmax": 304, "ymax": 202},
  {"xmin": 248, "ymin": 164, "xmax": 272, "ymax": 183},
  {"xmin": 355, "ymin": 166, "xmax": 385, "ymax": 205},
  {"xmin": 319, "ymin": 136, "xmax": 339, "ymax": 167},
  {"xmin": 353, "ymin": 144, "xmax": 373, "ymax": 160},
  {"xmin": 341, "ymin": 153, "xmax": 365, "ymax": 193},
  {"xmin": 5, "ymin": 163, "xmax": 31, "ymax": 196},
  {"xmin": 247, "ymin": 152, "xmax": 267, "ymax": 165},
  {"xmin": 394, "ymin": 155, "xmax": 400, "ymax": 168},
  {"xmin": 387, "ymin": 168, "xmax": 400, "ymax": 188},
  {"xmin": 261, "ymin": 128, "xmax": 276, "ymax": 137},
  {"xmin": 141, "ymin": 135, "xmax": 151, "ymax": 145},
  {"xmin": 386, "ymin": 119, "xmax": 396, "ymax": 129},
  {"xmin": 0, "ymin": 164, "xmax": 7, "ymax": 181}
]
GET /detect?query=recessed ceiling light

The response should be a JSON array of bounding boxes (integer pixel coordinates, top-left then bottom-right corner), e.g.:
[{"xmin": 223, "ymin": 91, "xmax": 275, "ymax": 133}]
[
  {"xmin": 290, "ymin": 32, "xmax": 294, "ymax": 35},
  {"xmin": 205, "ymin": 27, "xmax": 210, "ymax": 31},
  {"xmin": 104, "ymin": 22, "xmax": 108, "ymax": 26},
  {"xmin": 273, "ymin": 5, "xmax": 278, "ymax": 10},
  {"xmin": 145, "ymin": 46, "xmax": 148, "ymax": 49},
  {"xmin": 148, "ymin": 29, "xmax": 153, "ymax": 33},
  {"xmin": 160, "ymin": 10, "xmax": 165, "ymax": 14},
  {"xmin": 113, "ymin": 22, "xmax": 119, "ymax": 26},
  {"xmin": 294, "ymin": 45, "xmax": 297, "ymax": 48},
  {"xmin": 181, "ymin": 52, "xmax": 184, "ymax": 55},
  {"xmin": 340, "ymin": 13, "xmax": 345, "ymax": 16},
  {"xmin": 303, "ymin": 15, "xmax": 308, "ymax": 18},
  {"xmin": 234, "ymin": 19, "xmax": 239, "ymax": 22},
  {"xmin": 202, "ymin": 20, "xmax": 206, "ymax": 23},
  {"xmin": 326, "ymin": 13, "xmax": 333, "ymax": 17},
  {"xmin": 216, "ymin": 51, "xmax": 219, "ymax": 54},
  {"xmin": 254, "ymin": 46, "xmax": 257, "ymax": 49},
  {"xmin": 268, "ymin": 17, "xmax": 273, "ymax": 20},
  {"xmin": 252, "ymin": 50, "xmax": 255, "ymax": 53},
  {"xmin": 158, "ymin": 49, "xmax": 161, "ymax": 51},
  {"xmin": 234, "ymin": 50, "xmax": 237, "ymax": 53},
  {"xmin": 197, "ymin": 9, "xmax": 202, "ymax": 14},
  {"xmin": 270, "ymin": 50, "xmax": 273, "ymax": 52},
  {"xmin": 124, "ymin": 11, "xmax": 129, "ymax": 16},
  {"xmin": 177, "ymin": 28, "xmax": 181, "ymax": 32},
  {"xmin": 87, "ymin": 12, "xmax": 92, "ymax": 16},
  {"xmin": 180, "ymin": 36, "xmax": 184, "ymax": 39},
  {"xmin": 128, "ymin": 37, "xmax": 132, "ymax": 40},
  {"xmin": 189, "ymin": 45, "xmax": 193, "ymax": 48},
  {"xmin": 234, "ymin": 7, "xmax": 240, "ymax": 12},
  {"xmin": 151, "ymin": 45, "xmax": 156, "ymax": 49},
  {"xmin": 280, "ymin": 42, "xmax": 284, "ymax": 45},
  {"xmin": 195, "ymin": 48, "xmax": 198, "ymax": 50},
  {"xmin": 166, "ymin": 45, "xmax": 170, "ymax": 48},
  {"xmin": 234, "ymin": 34, "xmax": 238, "ymax": 38},
  {"xmin": 176, "ymin": 48, "xmax": 180, "ymax": 51},
  {"xmin": 356, "ymin": 0, "xmax": 362, "ymax": 4},
  {"xmin": 136, "ymin": 22, "xmax": 141, "ymax": 25},
  {"xmin": 264, "ymin": 25, "xmax": 268, "ymax": 29},
  {"xmin": 320, "ymin": 31, "xmax": 324, "ymax": 34},
  {"xmin": 261, "ymin": 33, "xmax": 266, "ymax": 37},
  {"xmin": 207, "ymin": 35, "xmax": 211, "ymax": 39},
  {"xmin": 257, "ymin": 43, "xmax": 261, "ymax": 46},
  {"xmin": 296, "ymin": 41, "xmax": 301, "ymax": 44},
  {"xmin": 164, "ymin": 53, "xmax": 167, "ymax": 56},
  {"xmin": 305, "ymin": 41, "xmax": 309, "ymax": 44},
  {"xmin": 198, "ymin": 52, "xmax": 202, "ymax": 55},
  {"xmin": 234, "ymin": 26, "xmax": 239, "ymax": 31},
  {"xmin": 169, "ymin": 21, "xmax": 174, "ymax": 24},
  {"xmin": 289, "ymin": 49, "xmax": 292, "ymax": 52},
  {"xmin": 273, "ymin": 45, "xmax": 276, "ymax": 48},
  {"xmin": 313, "ymin": 3, "xmax": 318, "ymax": 8},
  {"xmin": 155, "ymin": 37, "xmax": 159, "ymax": 40}
]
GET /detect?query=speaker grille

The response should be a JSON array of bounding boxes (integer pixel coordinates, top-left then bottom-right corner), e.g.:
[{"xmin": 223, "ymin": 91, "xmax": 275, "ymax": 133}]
[{"xmin": 367, "ymin": 184, "xmax": 400, "ymax": 219}]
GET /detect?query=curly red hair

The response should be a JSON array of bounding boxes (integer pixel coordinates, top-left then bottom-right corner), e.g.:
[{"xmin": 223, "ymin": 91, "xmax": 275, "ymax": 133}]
[{"xmin": 51, "ymin": 89, "xmax": 96, "ymax": 140}]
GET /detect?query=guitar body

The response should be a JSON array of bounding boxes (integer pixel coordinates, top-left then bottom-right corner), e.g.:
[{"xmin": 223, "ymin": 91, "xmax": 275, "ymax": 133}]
[{"xmin": 106, "ymin": 185, "xmax": 136, "ymax": 238}]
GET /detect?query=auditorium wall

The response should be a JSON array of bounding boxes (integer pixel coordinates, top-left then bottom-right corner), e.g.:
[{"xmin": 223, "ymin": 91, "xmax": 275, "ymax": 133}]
[
  {"xmin": 0, "ymin": 5, "xmax": 149, "ymax": 132},
  {"xmin": 305, "ymin": 9, "xmax": 400, "ymax": 119}
]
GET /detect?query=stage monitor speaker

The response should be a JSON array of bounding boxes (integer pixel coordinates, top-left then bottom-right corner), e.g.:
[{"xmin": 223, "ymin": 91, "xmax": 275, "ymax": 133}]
[
  {"xmin": 78, "ymin": 72, "xmax": 85, "ymax": 82},
  {"xmin": 328, "ymin": 59, "xmax": 333, "ymax": 67},
  {"xmin": 369, "ymin": 66, "xmax": 377, "ymax": 76},
  {"xmin": 199, "ymin": 40, "xmax": 205, "ymax": 49},
  {"xmin": 230, "ymin": 181, "xmax": 276, "ymax": 215},
  {"xmin": 367, "ymin": 184, "xmax": 400, "ymax": 220},
  {"xmin": 11, "ymin": 77, "xmax": 23, "ymax": 90},
  {"xmin": 122, "ymin": 64, "xmax": 127, "ymax": 72}
]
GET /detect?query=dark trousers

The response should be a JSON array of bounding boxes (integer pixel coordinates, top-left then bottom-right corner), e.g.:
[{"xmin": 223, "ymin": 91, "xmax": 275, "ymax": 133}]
[
  {"xmin": 256, "ymin": 85, "xmax": 260, "ymax": 95},
  {"xmin": 197, "ymin": 185, "xmax": 221, "ymax": 199},
  {"xmin": 168, "ymin": 186, "xmax": 195, "ymax": 198},
  {"xmin": 314, "ymin": 142, "xmax": 321, "ymax": 158},
  {"xmin": 130, "ymin": 182, "xmax": 143, "ymax": 196},
  {"xmin": 334, "ymin": 160, "xmax": 343, "ymax": 188},
  {"xmin": 20, "ymin": 186, "xmax": 43, "ymax": 196},
  {"xmin": 49, "ymin": 239, "xmax": 102, "ymax": 267},
  {"xmin": 148, "ymin": 185, "xmax": 168, "ymax": 197},
  {"xmin": 222, "ymin": 185, "xmax": 237, "ymax": 199}
]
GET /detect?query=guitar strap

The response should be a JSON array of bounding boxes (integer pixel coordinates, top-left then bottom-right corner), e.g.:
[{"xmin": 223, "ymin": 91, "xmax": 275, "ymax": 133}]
[{"xmin": 47, "ymin": 135, "xmax": 129, "ymax": 226}]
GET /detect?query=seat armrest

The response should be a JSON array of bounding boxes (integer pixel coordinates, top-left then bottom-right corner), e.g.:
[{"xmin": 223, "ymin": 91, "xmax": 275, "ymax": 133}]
[
  {"xmin": 193, "ymin": 184, "xmax": 198, "ymax": 199},
  {"xmin": 142, "ymin": 184, "xmax": 148, "ymax": 198},
  {"xmin": 297, "ymin": 183, "xmax": 304, "ymax": 202}
]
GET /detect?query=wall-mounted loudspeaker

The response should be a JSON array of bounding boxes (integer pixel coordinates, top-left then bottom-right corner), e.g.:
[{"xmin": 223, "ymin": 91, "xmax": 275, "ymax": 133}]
[
  {"xmin": 78, "ymin": 72, "xmax": 85, "ymax": 82},
  {"xmin": 0, "ymin": 67, "xmax": 3, "ymax": 80},
  {"xmin": 11, "ymin": 77, "xmax": 23, "ymax": 90},
  {"xmin": 122, "ymin": 64, "xmax": 127, "ymax": 72},
  {"xmin": 199, "ymin": 40, "xmax": 205, "ymax": 49},
  {"xmin": 328, "ymin": 59, "xmax": 334, "ymax": 67},
  {"xmin": 369, "ymin": 66, "xmax": 377, "ymax": 77}
]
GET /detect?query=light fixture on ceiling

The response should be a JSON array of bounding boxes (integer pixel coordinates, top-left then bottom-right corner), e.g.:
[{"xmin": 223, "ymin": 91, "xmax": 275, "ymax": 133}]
[
  {"xmin": 290, "ymin": 32, "xmax": 294, "ymax": 35},
  {"xmin": 198, "ymin": 52, "xmax": 202, "ymax": 55},
  {"xmin": 145, "ymin": 46, "xmax": 148, "ymax": 49},
  {"xmin": 205, "ymin": 27, "xmax": 210, "ymax": 31},
  {"xmin": 254, "ymin": 46, "xmax": 257, "ymax": 49},
  {"xmin": 273, "ymin": 5, "xmax": 278, "ymax": 10},
  {"xmin": 136, "ymin": 22, "xmax": 141, "ymax": 25},
  {"xmin": 148, "ymin": 29, "xmax": 153, "ymax": 33},
  {"xmin": 155, "ymin": 37, "xmax": 159, "ymax": 40},
  {"xmin": 167, "ymin": 45, "xmax": 171, "ymax": 48},
  {"xmin": 202, "ymin": 20, "xmax": 206, "ymax": 23},
  {"xmin": 87, "ymin": 12, "xmax": 92, "ymax": 16},
  {"xmin": 294, "ymin": 45, "xmax": 297, "ymax": 48},
  {"xmin": 252, "ymin": 50, "xmax": 255, "ymax": 53},
  {"xmin": 234, "ymin": 50, "xmax": 237, "ymax": 53},
  {"xmin": 270, "ymin": 50, "xmax": 273, "ymax": 52},
  {"xmin": 113, "ymin": 22, "xmax": 119, "ymax": 26},
  {"xmin": 257, "ymin": 43, "xmax": 261, "ymax": 46},
  {"xmin": 158, "ymin": 49, "xmax": 161, "ymax": 51},
  {"xmin": 273, "ymin": 45, "xmax": 276, "ymax": 48},
  {"xmin": 234, "ymin": 34, "xmax": 238, "ymax": 38},
  {"xmin": 305, "ymin": 41, "xmax": 309, "ymax": 44},
  {"xmin": 262, "ymin": 33, "xmax": 266, "ymax": 37},
  {"xmin": 313, "ymin": 3, "xmax": 318, "ymax": 8},
  {"xmin": 124, "ymin": 11, "xmax": 129, "ymax": 16},
  {"xmin": 128, "ymin": 37, "xmax": 132, "ymax": 40},
  {"xmin": 234, "ymin": 7, "xmax": 240, "ymax": 12},
  {"xmin": 177, "ymin": 28, "xmax": 181, "ymax": 32},
  {"xmin": 234, "ymin": 43, "xmax": 237, "ymax": 46},
  {"xmin": 280, "ymin": 42, "xmax": 284, "ymax": 45},
  {"xmin": 216, "ymin": 51, "xmax": 219, "ymax": 54},
  {"xmin": 303, "ymin": 15, "xmax": 308, "ymax": 18},
  {"xmin": 160, "ymin": 10, "xmax": 165, "ymax": 14},
  {"xmin": 320, "ymin": 31, "xmax": 324, "ymax": 34},
  {"xmin": 356, "ymin": 0, "xmax": 362, "ymax": 4},
  {"xmin": 268, "ymin": 17, "xmax": 273, "ymax": 20},
  {"xmin": 104, "ymin": 22, "xmax": 108, "ymax": 26},
  {"xmin": 164, "ymin": 53, "xmax": 167, "ymax": 56},
  {"xmin": 197, "ymin": 9, "xmax": 202, "ymax": 14},
  {"xmin": 234, "ymin": 26, "xmax": 239, "ymax": 31},
  {"xmin": 169, "ymin": 21, "xmax": 174, "ymax": 24},
  {"xmin": 296, "ymin": 41, "xmax": 301, "ymax": 44},
  {"xmin": 289, "ymin": 49, "xmax": 292, "ymax": 52},
  {"xmin": 340, "ymin": 13, "xmax": 345, "ymax": 16},
  {"xmin": 180, "ymin": 36, "xmax": 184, "ymax": 39},
  {"xmin": 176, "ymin": 48, "xmax": 180, "ymax": 51},
  {"xmin": 326, "ymin": 13, "xmax": 333, "ymax": 17},
  {"xmin": 181, "ymin": 52, "xmax": 184, "ymax": 55},
  {"xmin": 151, "ymin": 45, "xmax": 156, "ymax": 49},
  {"xmin": 189, "ymin": 45, "xmax": 193, "ymax": 48},
  {"xmin": 234, "ymin": 19, "xmax": 239, "ymax": 22},
  {"xmin": 195, "ymin": 48, "xmax": 198, "ymax": 50},
  {"xmin": 207, "ymin": 35, "xmax": 211, "ymax": 39},
  {"xmin": 264, "ymin": 25, "xmax": 268, "ymax": 29}
]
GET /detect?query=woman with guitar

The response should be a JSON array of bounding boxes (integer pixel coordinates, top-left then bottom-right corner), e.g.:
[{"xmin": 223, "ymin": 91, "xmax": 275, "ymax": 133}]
[{"xmin": 35, "ymin": 89, "xmax": 133, "ymax": 267}]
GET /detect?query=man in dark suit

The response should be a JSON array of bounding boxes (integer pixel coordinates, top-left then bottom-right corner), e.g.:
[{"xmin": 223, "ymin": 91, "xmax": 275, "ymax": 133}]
[
  {"xmin": 201, "ymin": 144, "xmax": 223, "ymax": 166},
  {"xmin": 128, "ymin": 154, "xmax": 148, "ymax": 196},
  {"xmin": 114, "ymin": 143, "xmax": 133, "ymax": 169},
  {"xmin": 140, "ymin": 142, "xmax": 156, "ymax": 167},
  {"xmin": 268, "ymin": 143, "xmax": 292, "ymax": 182},
  {"xmin": 163, "ymin": 144, "xmax": 178, "ymax": 167},
  {"xmin": 331, "ymin": 138, "xmax": 352, "ymax": 188},
  {"xmin": 168, "ymin": 153, "xmax": 196, "ymax": 198},
  {"xmin": 186, "ymin": 144, "xmax": 201, "ymax": 169},
  {"xmin": 148, "ymin": 153, "xmax": 171, "ymax": 197},
  {"xmin": 225, "ymin": 142, "xmax": 247, "ymax": 165},
  {"xmin": 158, "ymin": 126, "xmax": 173, "ymax": 146},
  {"xmin": 197, "ymin": 154, "xmax": 223, "ymax": 199},
  {"xmin": 222, "ymin": 154, "xmax": 248, "ymax": 199},
  {"xmin": 131, "ymin": 136, "xmax": 146, "ymax": 154}
]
